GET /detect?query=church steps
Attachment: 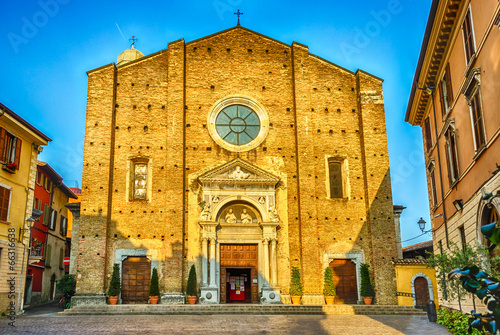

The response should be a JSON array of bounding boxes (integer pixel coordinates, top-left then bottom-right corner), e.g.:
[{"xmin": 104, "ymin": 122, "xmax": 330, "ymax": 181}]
[{"xmin": 57, "ymin": 304, "xmax": 426, "ymax": 316}]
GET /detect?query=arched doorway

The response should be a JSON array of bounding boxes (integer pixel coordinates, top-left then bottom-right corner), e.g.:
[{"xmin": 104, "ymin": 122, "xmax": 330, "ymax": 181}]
[
  {"xmin": 414, "ymin": 276, "xmax": 430, "ymax": 309},
  {"xmin": 50, "ymin": 274, "xmax": 56, "ymax": 301},
  {"xmin": 329, "ymin": 259, "xmax": 358, "ymax": 304},
  {"xmin": 121, "ymin": 256, "xmax": 151, "ymax": 304}
]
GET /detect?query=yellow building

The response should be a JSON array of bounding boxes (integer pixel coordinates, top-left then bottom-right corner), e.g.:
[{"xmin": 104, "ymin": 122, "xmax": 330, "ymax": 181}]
[
  {"xmin": 0, "ymin": 102, "xmax": 50, "ymax": 315},
  {"xmin": 393, "ymin": 259, "xmax": 439, "ymax": 310}
]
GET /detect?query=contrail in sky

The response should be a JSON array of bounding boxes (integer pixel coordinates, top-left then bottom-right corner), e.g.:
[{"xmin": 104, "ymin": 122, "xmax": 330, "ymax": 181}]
[{"xmin": 116, "ymin": 23, "xmax": 126, "ymax": 40}]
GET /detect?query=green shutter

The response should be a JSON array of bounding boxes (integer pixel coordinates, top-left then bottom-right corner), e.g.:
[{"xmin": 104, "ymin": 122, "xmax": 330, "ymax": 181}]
[
  {"xmin": 43, "ymin": 204, "xmax": 50, "ymax": 226},
  {"xmin": 45, "ymin": 245, "xmax": 52, "ymax": 266}
]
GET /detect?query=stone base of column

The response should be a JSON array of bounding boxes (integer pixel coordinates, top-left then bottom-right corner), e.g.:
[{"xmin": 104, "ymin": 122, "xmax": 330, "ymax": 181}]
[
  {"xmin": 260, "ymin": 286, "xmax": 282, "ymax": 304},
  {"xmin": 199, "ymin": 287, "xmax": 219, "ymax": 304},
  {"xmin": 160, "ymin": 293, "xmax": 185, "ymax": 304},
  {"xmin": 301, "ymin": 294, "xmax": 325, "ymax": 305},
  {"xmin": 71, "ymin": 293, "xmax": 106, "ymax": 306}
]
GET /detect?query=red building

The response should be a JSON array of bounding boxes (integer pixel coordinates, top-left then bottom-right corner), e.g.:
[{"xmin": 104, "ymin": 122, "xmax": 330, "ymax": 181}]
[{"xmin": 25, "ymin": 162, "xmax": 77, "ymax": 306}]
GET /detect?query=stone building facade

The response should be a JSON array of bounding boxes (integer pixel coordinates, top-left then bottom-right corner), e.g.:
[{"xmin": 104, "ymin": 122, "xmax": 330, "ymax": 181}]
[{"xmin": 74, "ymin": 26, "xmax": 398, "ymax": 306}]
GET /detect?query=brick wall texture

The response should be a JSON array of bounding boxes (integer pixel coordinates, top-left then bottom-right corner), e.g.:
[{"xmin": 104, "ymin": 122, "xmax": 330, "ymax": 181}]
[{"xmin": 77, "ymin": 26, "xmax": 398, "ymax": 304}]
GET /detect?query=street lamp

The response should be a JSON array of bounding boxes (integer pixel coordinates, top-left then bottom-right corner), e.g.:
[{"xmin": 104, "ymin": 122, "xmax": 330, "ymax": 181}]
[
  {"xmin": 18, "ymin": 209, "xmax": 43, "ymax": 242},
  {"xmin": 418, "ymin": 218, "xmax": 426, "ymax": 233}
]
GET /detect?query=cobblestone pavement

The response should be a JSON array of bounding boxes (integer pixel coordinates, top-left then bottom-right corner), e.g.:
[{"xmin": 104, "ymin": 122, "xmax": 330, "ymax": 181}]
[{"xmin": 2, "ymin": 314, "xmax": 450, "ymax": 334}]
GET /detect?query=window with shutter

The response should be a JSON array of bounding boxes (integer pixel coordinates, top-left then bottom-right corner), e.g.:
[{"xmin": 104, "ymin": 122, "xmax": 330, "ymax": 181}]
[
  {"xmin": 0, "ymin": 186, "xmax": 11, "ymax": 221},
  {"xmin": 462, "ymin": 8, "xmax": 475, "ymax": 64},
  {"xmin": 43, "ymin": 204, "xmax": 50, "ymax": 226},
  {"xmin": 470, "ymin": 89, "xmax": 486, "ymax": 151},
  {"xmin": 328, "ymin": 159, "xmax": 343, "ymax": 199},
  {"xmin": 0, "ymin": 128, "xmax": 6, "ymax": 161},
  {"xmin": 440, "ymin": 63, "xmax": 453, "ymax": 115},
  {"xmin": 428, "ymin": 163, "xmax": 438, "ymax": 207},
  {"xmin": 424, "ymin": 117, "xmax": 432, "ymax": 152},
  {"xmin": 59, "ymin": 248, "xmax": 64, "ymax": 268},
  {"xmin": 45, "ymin": 245, "xmax": 52, "ymax": 266}
]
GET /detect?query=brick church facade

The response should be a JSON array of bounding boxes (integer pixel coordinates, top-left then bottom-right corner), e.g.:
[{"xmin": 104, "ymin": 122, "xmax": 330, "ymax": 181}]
[{"xmin": 73, "ymin": 26, "xmax": 398, "ymax": 306}]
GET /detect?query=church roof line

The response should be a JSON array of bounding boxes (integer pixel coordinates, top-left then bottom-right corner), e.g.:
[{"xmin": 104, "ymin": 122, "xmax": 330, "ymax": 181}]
[{"xmin": 86, "ymin": 25, "xmax": 383, "ymax": 81}]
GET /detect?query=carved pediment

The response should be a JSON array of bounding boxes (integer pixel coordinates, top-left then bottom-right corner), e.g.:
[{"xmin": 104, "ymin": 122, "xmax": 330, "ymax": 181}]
[{"xmin": 198, "ymin": 158, "xmax": 279, "ymax": 186}]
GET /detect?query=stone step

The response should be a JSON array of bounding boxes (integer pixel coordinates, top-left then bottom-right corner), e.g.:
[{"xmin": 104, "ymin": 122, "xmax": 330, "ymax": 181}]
[{"xmin": 58, "ymin": 304, "xmax": 426, "ymax": 316}]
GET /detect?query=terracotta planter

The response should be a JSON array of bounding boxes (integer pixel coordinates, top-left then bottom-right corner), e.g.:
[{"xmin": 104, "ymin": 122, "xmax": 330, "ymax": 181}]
[
  {"xmin": 291, "ymin": 296, "xmax": 301, "ymax": 305},
  {"xmin": 325, "ymin": 296, "xmax": 335, "ymax": 305},
  {"xmin": 108, "ymin": 296, "xmax": 119, "ymax": 305},
  {"xmin": 187, "ymin": 296, "xmax": 197, "ymax": 305},
  {"xmin": 363, "ymin": 296, "xmax": 373, "ymax": 305},
  {"xmin": 149, "ymin": 296, "xmax": 159, "ymax": 305}
]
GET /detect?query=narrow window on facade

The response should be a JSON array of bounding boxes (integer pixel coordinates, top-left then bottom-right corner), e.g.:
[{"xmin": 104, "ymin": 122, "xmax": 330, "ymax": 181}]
[
  {"xmin": 0, "ymin": 128, "xmax": 22, "ymax": 169},
  {"xmin": 439, "ymin": 63, "xmax": 454, "ymax": 115},
  {"xmin": 45, "ymin": 244, "xmax": 52, "ymax": 267},
  {"xmin": 462, "ymin": 8, "xmax": 475, "ymax": 64},
  {"xmin": 424, "ymin": 117, "xmax": 432, "ymax": 152},
  {"xmin": 43, "ymin": 204, "xmax": 50, "ymax": 226},
  {"xmin": 328, "ymin": 159, "xmax": 343, "ymax": 198},
  {"xmin": 445, "ymin": 128, "xmax": 459, "ymax": 185},
  {"xmin": 49, "ymin": 209, "xmax": 57, "ymax": 230},
  {"xmin": 0, "ymin": 185, "xmax": 11, "ymax": 222},
  {"xmin": 428, "ymin": 162, "xmax": 437, "ymax": 207},
  {"xmin": 36, "ymin": 170, "xmax": 43, "ymax": 186},
  {"xmin": 59, "ymin": 216, "xmax": 67, "ymax": 236},
  {"xmin": 469, "ymin": 88, "xmax": 486, "ymax": 151},
  {"xmin": 133, "ymin": 161, "xmax": 148, "ymax": 200},
  {"xmin": 459, "ymin": 226, "xmax": 466, "ymax": 252}
]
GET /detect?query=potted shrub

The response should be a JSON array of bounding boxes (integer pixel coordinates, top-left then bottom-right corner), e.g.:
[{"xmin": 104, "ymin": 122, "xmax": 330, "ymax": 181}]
[
  {"xmin": 360, "ymin": 263, "xmax": 375, "ymax": 305},
  {"xmin": 186, "ymin": 264, "xmax": 197, "ymax": 304},
  {"xmin": 56, "ymin": 274, "xmax": 76, "ymax": 309},
  {"xmin": 290, "ymin": 266, "xmax": 303, "ymax": 305},
  {"xmin": 108, "ymin": 263, "xmax": 121, "ymax": 305},
  {"xmin": 323, "ymin": 267, "xmax": 336, "ymax": 305},
  {"xmin": 149, "ymin": 267, "xmax": 160, "ymax": 304}
]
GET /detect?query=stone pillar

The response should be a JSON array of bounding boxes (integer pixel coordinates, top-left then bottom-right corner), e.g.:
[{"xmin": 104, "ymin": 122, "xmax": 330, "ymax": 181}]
[
  {"xmin": 393, "ymin": 205, "xmax": 406, "ymax": 259},
  {"xmin": 263, "ymin": 239, "xmax": 270, "ymax": 287},
  {"xmin": 270, "ymin": 239, "xmax": 277, "ymax": 287},
  {"xmin": 209, "ymin": 238, "xmax": 216, "ymax": 287},
  {"xmin": 202, "ymin": 237, "xmax": 208, "ymax": 287}
]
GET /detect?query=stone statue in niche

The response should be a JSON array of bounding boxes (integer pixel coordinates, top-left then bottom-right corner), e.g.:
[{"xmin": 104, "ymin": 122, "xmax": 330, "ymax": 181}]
[
  {"xmin": 225, "ymin": 208, "xmax": 237, "ymax": 223},
  {"xmin": 200, "ymin": 204, "xmax": 211, "ymax": 221},
  {"xmin": 240, "ymin": 208, "xmax": 252, "ymax": 224},
  {"xmin": 268, "ymin": 206, "xmax": 279, "ymax": 223},
  {"xmin": 228, "ymin": 166, "xmax": 250, "ymax": 180}
]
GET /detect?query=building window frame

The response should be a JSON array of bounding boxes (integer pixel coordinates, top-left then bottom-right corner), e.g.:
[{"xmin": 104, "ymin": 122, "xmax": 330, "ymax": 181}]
[
  {"xmin": 0, "ymin": 128, "xmax": 22, "ymax": 172},
  {"xmin": 439, "ymin": 63, "xmax": 454, "ymax": 116},
  {"xmin": 59, "ymin": 215, "xmax": 67, "ymax": 237},
  {"xmin": 49, "ymin": 208, "xmax": 57, "ymax": 231},
  {"xmin": 468, "ymin": 86, "xmax": 486, "ymax": 154},
  {"xmin": 325, "ymin": 156, "xmax": 349, "ymax": 200},
  {"xmin": 424, "ymin": 117, "xmax": 433, "ymax": 152},
  {"xmin": 427, "ymin": 160, "xmax": 438, "ymax": 208},
  {"xmin": 442, "ymin": 119, "xmax": 460, "ymax": 186},
  {"xmin": 0, "ymin": 183, "xmax": 12, "ymax": 223},
  {"xmin": 128, "ymin": 157, "xmax": 151, "ymax": 202},
  {"xmin": 462, "ymin": 6, "xmax": 476, "ymax": 66}
]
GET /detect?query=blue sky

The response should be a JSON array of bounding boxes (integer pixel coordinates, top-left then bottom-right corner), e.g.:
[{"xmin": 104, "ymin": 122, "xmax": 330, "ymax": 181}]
[{"xmin": 0, "ymin": 0, "xmax": 433, "ymax": 247}]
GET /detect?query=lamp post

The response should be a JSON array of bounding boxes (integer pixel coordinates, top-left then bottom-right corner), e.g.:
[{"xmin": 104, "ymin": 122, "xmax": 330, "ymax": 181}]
[{"xmin": 418, "ymin": 218, "xmax": 427, "ymax": 233}]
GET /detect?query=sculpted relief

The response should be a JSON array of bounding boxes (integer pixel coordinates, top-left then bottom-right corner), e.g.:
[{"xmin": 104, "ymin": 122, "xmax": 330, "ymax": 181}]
[{"xmin": 228, "ymin": 166, "xmax": 250, "ymax": 180}]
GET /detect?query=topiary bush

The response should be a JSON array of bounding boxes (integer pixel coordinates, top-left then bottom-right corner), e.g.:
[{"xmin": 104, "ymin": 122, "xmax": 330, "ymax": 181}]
[
  {"xmin": 107, "ymin": 263, "xmax": 121, "ymax": 297},
  {"xmin": 323, "ymin": 267, "xmax": 336, "ymax": 297},
  {"xmin": 290, "ymin": 266, "xmax": 303, "ymax": 296},
  {"xmin": 149, "ymin": 267, "xmax": 160, "ymax": 297},
  {"xmin": 186, "ymin": 264, "xmax": 197, "ymax": 297},
  {"xmin": 360, "ymin": 263, "xmax": 375, "ymax": 297}
]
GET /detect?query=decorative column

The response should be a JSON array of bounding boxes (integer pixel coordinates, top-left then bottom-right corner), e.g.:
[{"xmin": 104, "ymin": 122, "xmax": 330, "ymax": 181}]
[
  {"xmin": 201, "ymin": 237, "xmax": 208, "ymax": 287},
  {"xmin": 209, "ymin": 238, "xmax": 216, "ymax": 287},
  {"xmin": 199, "ymin": 221, "xmax": 219, "ymax": 304},
  {"xmin": 270, "ymin": 238, "xmax": 277, "ymax": 287},
  {"xmin": 263, "ymin": 238, "xmax": 270, "ymax": 287}
]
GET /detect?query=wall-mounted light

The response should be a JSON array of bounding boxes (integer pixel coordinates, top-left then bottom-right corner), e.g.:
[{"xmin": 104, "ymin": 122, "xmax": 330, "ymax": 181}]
[
  {"xmin": 18, "ymin": 209, "xmax": 43, "ymax": 242},
  {"xmin": 453, "ymin": 199, "xmax": 464, "ymax": 211},
  {"xmin": 418, "ymin": 218, "xmax": 426, "ymax": 233}
]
